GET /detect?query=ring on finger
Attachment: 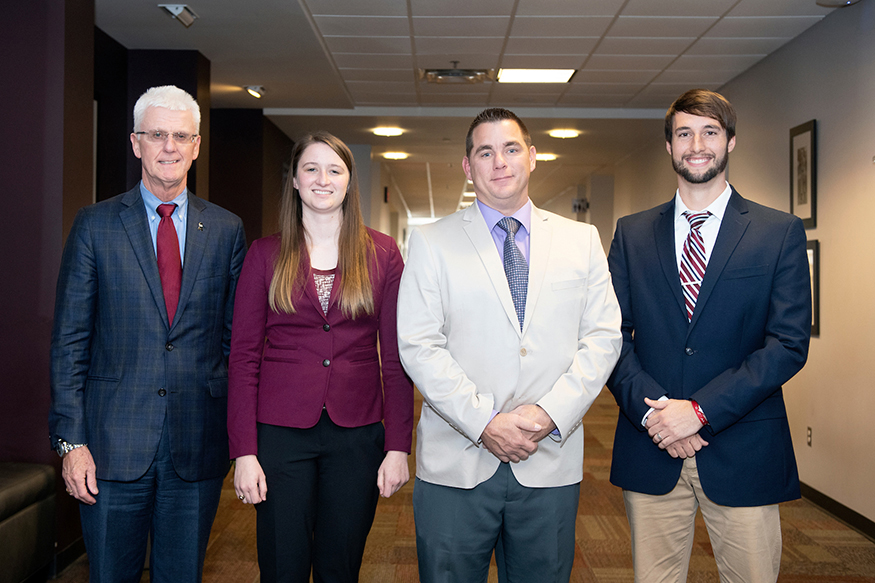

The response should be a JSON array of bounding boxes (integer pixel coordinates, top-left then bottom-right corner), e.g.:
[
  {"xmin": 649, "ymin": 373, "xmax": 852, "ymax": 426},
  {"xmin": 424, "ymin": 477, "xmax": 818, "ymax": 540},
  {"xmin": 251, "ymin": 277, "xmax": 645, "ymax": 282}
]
[
  {"xmin": 656, "ymin": 433, "xmax": 662, "ymax": 442},
  {"xmin": 238, "ymin": 495, "xmax": 245, "ymax": 501}
]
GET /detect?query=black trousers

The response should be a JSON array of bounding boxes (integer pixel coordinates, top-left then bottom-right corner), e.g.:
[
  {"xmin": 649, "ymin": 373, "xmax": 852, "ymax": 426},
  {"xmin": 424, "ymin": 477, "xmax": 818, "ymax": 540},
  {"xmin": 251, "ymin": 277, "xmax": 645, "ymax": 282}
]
[{"xmin": 255, "ymin": 412, "xmax": 384, "ymax": 583}]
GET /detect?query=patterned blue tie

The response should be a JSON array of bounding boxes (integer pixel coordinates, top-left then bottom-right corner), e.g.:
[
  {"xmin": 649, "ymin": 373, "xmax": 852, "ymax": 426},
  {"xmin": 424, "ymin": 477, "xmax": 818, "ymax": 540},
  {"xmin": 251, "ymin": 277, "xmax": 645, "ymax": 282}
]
[{"xmin": 497, "ymin": 217, "xmax": 528, "ymax": 331}]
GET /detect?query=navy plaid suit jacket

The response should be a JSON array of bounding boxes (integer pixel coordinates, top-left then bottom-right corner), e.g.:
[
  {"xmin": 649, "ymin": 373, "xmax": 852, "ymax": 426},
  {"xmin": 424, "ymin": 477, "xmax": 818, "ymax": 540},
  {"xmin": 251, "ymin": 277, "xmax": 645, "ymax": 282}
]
[{"xmin": 49, "ymin": 184, "xmax": 247, "ymax": 482}]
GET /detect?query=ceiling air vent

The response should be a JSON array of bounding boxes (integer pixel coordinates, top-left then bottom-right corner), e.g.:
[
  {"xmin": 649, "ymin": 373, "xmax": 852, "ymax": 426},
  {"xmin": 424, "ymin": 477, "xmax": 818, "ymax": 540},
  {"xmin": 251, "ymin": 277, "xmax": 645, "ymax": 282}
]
[{"xmin": 419, "ymin": 67, "xmax": 496, "ymax": 84}]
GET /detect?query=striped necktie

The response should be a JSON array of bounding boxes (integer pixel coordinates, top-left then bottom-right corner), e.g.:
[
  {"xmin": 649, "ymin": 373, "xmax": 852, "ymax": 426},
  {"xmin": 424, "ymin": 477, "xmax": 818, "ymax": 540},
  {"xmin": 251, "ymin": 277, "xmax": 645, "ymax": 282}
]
[{"xmin": 679, "ymin": 211, "xmax": 711, "ymax": 321}]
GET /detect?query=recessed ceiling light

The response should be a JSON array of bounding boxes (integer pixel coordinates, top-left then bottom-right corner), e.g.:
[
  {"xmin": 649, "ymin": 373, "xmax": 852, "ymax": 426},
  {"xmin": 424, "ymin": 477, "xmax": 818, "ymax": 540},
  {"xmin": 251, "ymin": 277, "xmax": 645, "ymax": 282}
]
[
  {"xmin": 244, "ymin": 86, "xmax": 265, "ymax": 98},
  {"xmin": 497, "ymin": 69, "xmax": 575, "ymax": 83},
  {"xmin": 158, "ymin": 4, "xmax": 198, "ymax": 27},
  {"xmin": 536, "ymin": 153, "xmax": 558, "ymax": 161},
  {"xmin": 373, "ymin": 127, "xmax": 403, "ymax": 137},
  {"xmin": 462, "ymin": 192, "xmax": 476, "ymax": 198},
  {"xmin": 815, "ymin": 0, "xmax": 860, "ymax": 6},
  {"xmin": 383, "ymin": 152, "xmax": 409, "ymax": 160},
  {"xmin": 548, "ymin": 129, "xmax": 580, "ymax": 139}
]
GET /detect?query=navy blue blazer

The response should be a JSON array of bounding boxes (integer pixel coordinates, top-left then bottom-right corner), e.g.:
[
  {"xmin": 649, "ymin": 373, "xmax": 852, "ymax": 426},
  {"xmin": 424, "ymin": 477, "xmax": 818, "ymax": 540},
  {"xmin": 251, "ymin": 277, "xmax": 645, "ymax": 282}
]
[
  {"xmin": 606, "ymin": 188, "xmax": 811, "ymax": 507},
  {"xmin": 49, "ymin": 184, "xmax": 247, "ymax": 482}
]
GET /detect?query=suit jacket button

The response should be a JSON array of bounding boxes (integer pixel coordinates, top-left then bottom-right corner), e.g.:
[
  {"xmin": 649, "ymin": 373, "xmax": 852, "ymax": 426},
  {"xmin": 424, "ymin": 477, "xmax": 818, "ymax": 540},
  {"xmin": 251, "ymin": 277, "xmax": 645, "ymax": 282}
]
[
  {"xmin": 519, "ymin": 348, "xmax": 527, "ymax": 356},
  {"xmin": 322, "ymin": 359, "xmax": 330, "ymax": 367},
  {"xmin": 323, "ymin": 324, "xmax": 330, "ymax": 332},
  {"xmin": 685, "ymin": 347, "xmax": 694, "ymax": 356},
  {"xmin": 165, "ymin": 343, "xmax": 174, "ymax": 351},
  {"xmin": 158, "ymin": 388, "xmax": 167, "ymax": 397}
]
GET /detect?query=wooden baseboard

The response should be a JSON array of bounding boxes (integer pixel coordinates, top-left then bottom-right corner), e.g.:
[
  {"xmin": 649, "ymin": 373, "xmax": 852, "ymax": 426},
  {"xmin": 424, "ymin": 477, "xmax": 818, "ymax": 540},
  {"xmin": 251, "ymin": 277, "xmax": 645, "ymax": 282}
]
[{"xmin": 801, "ymin": 482, "xmax": 875, "ymax": 542}]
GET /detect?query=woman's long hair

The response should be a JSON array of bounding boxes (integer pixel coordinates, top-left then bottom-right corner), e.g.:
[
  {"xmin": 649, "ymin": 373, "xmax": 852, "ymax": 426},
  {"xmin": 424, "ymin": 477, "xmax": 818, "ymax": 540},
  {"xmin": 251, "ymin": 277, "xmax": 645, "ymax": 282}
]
[{"xmin": 268, "ymin": 131, "xmax": 375, "ymax": 318}]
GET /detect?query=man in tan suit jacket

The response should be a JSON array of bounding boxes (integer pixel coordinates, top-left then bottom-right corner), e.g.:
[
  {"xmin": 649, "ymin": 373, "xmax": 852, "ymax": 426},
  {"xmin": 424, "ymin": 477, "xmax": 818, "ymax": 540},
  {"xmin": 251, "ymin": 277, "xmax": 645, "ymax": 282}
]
[{"xmin": 397, "ymin": 108, "xmax": 621, "ymax": 583}]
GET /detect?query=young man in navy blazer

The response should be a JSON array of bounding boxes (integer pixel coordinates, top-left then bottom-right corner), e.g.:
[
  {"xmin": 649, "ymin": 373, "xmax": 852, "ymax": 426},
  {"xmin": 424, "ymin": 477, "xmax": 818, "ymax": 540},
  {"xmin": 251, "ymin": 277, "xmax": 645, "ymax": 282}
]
[
  {"xmin": 607, "ymin": 89, "xmax": 811, "ymax": 582},
  {"xmin": 49, "ymin": 86, "xmax": 246, "ymax": 582}
]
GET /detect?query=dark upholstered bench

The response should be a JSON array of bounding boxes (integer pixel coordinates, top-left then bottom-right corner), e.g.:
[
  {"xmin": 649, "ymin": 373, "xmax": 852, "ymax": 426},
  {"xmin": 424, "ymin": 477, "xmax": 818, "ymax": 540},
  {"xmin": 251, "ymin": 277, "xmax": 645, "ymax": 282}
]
[{"xmin": 0, "ymin": 463, "xmax": 56, "ymax": 583}]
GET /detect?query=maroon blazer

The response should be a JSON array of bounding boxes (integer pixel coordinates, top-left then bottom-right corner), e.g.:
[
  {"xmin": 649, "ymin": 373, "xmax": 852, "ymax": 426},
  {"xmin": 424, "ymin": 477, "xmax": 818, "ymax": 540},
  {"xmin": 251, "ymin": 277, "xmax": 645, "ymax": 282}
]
[{"xmin": 227, "ymin": 228, "xmax": 413, "ymax": 459}]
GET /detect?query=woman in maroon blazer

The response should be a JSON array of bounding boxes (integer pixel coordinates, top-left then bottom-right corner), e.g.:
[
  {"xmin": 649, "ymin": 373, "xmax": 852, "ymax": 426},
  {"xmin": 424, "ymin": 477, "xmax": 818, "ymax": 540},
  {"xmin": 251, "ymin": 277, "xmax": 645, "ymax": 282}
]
[{"xmin": 228, "ymin": 131, "xmax": 413, "ymax": 582}]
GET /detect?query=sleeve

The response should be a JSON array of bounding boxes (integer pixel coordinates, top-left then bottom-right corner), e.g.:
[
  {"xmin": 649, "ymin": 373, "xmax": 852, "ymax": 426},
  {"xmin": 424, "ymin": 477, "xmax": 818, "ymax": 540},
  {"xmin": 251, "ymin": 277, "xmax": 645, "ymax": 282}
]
[
  {"xmin": 606, "ymin": 217, "xmax": 671, "ymax": 430},
  {"xmin": 376, "ymin": 240, "xmax": 414, "ymax": 453},
  {"xmin": 536, "ymin": 225, "xmax": 623, "ymax": 441},
  {"xmin": 222, "ymin": 219, "xmax": 248, "ymax": 360},
  {"xmin": 227, "ymin": 239, "xmax": 270, "ymax": 459},
  {"xmin": 396, "ymin": 227, "xmax": 495, "ymax": 444},
  {"xmin": 692, "ymin": 217, "xmax": 811, "ymax": 434},
  {"xmin": 49, "ymin": 209, "xmax": 98, "ymax": 446}
]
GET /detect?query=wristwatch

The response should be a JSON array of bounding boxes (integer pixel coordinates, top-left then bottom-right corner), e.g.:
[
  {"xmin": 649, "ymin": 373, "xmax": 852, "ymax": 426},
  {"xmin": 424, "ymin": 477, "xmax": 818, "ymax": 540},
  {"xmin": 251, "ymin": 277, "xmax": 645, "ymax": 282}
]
[{"xmin": 53, "ymin": 439, "xmax": 86, "ymax": 457}]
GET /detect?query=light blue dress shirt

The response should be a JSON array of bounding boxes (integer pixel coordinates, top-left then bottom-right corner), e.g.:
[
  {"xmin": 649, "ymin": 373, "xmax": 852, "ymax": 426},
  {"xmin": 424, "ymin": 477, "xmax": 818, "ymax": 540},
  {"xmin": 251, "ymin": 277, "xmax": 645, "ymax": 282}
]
[{"xmin": 140, "ymin": 183, "xmax": 188, "ymax": 267}]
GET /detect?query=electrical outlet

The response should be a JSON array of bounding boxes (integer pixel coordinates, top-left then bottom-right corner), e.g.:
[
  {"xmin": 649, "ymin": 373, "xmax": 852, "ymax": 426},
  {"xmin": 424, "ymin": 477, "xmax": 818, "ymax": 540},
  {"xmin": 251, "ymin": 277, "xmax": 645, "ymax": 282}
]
[{"xmin": 807, "ymin": 427, "xmax": 812, "ymax": 447}]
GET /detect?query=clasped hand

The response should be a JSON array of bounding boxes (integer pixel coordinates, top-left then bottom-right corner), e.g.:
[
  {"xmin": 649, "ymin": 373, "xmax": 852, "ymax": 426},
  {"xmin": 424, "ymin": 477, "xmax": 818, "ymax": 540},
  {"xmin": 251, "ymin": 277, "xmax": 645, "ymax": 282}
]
[
  {"xmin": 644, "ymin": 397, "xmax": 708, "ymax": 459},
  {"xmin": 480, "ymin": 405, "xmax": 556, "ymax": 463}
]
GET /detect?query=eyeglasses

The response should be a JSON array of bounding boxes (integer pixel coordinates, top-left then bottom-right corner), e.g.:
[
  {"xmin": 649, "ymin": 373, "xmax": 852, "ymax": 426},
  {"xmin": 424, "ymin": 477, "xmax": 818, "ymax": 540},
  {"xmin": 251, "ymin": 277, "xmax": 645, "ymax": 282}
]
[{"xmin": 135, "ymin": 130, "xmax": 198, "ymax": 144}]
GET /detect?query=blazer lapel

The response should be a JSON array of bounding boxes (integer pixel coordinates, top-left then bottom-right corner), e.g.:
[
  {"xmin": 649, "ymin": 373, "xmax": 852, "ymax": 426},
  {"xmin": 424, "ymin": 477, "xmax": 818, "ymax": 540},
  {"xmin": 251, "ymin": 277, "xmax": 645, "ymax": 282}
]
[
  {"xmin": 119, "ymin": 186, "xmax": 170, "ymax": 330},
  {"xmin": 654, "ymin": 202, "xmax": 687, "ymax": 320},
  {"xmin": 689, "ymin": 190, "xmax": 750, "ymax": 331},
  {"xmin": 174, "ymin": 193, "xmax": 207, "ymax": 330},
  {"xmin": 523, "ymin": 205, "xmax": 550, "ymax": 337},
  {"xmin": 462, "ymin": 204, "xmax": 521, "ymax": 336}
]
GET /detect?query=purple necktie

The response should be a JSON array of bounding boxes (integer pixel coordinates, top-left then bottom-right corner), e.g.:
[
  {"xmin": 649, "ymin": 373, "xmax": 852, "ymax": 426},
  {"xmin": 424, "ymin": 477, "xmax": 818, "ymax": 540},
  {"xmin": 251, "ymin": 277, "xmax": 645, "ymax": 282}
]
[
  {"xmin": 157, "ymin": 204, "xmax": 182, "ymax": 324},
  {"xmin": 679, "ymin": 211, "xmax": 710, "ymax": 321}
]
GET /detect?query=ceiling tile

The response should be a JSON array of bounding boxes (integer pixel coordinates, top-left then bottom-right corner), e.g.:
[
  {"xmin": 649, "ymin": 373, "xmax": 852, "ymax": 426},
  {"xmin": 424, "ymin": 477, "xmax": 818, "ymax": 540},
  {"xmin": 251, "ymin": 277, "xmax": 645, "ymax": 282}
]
[
  {"xmin": 557, "ymin": 94, "xmax": 635, "ymax": 106},
  {"xmin": 413, "ymin": 16, "xmax": 510, "ymax": 36},
  {"xmin": 727, "ymin": 0, "xmax": 833, "ymax": 17},
  {"xmin": 595, "ymin": 37, "xmax": 696, "ymax": 55},
  {"xmin": 499, "ymin": 55, "xmax": 584, "ymax": 69},
  {"xmin": 340, "ymin": 69, "xmax": 415, "ymax": 82},
  {"xmin": 515, "ymin": 0, "xmax": 627, "ymax": 17},
  {"xmin": 573, "ymin": 69, "xmax": 660, "ymax": 84},
  {"xmin": 608, "ymin": 16, "xmax": 718, "ymax": 37},
  {"xmin": 586, "ymin": 54, "xmax": 676, "ymax": 70},
  {"xmin": 621, "ymin": 0, "xmax": 738, "ymax": 17},
  {"xmin": 504, "ymin": 37, "xmax": 599, "ymax": 55},
  {"xmin": 668, "ymin": 54, "xmax": 764, "ymax": 71},
  {"xmin": 419, "ymin": 93, "xmax": 494, "ymax": 105},
  {"xmin": 491, "ymin": 83, "xmax": 570, "ymax": 95},
  {"xmin": 410, "ymin": 0, "xmax": 515, "ymax": 17},
  {"xmin": 686, "ymin": 37, "xmax": 790, "ymax": 55},
  {"xmin": 564, "ymin": 83, "xmax": 642, "ymax": 95},
  {"xmin": 304, "ymin": 0, "xmax": 408, "ymax": 16},
  {"xmin": 706, "ymin": 16, "xmax": 824, "ymax": 38},
  {"xmin": 510, "ymin": 16, "xmax": 613, "ymax": 37},
  {"xmin": 332, "ymin": 53, "xmax": 414, "ymax": 68},
  {"xmin": 324, "ymin": 36, "xmax": 412, "ymax": 53},
  {"xmin": 651, "ymin": 69, "xmax": 744, "ymax": 84},
  {"xmin": 347, "ymin": 80, "xmax": 417, "ymax": 93},
  {"xmin": 414, "ymin": 36, "xmax": 505, "ymax": 55},
  {"xmin": 314, "ymin": 16, "xmax": 409, "ymax": 36}
]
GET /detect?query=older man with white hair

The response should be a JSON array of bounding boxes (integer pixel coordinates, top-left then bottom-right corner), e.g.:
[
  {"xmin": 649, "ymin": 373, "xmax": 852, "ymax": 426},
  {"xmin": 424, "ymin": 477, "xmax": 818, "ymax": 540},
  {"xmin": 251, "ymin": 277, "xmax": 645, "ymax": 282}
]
[{"xmin": 49, "ymin": 85, "xmax": 247, "ymax": 582}]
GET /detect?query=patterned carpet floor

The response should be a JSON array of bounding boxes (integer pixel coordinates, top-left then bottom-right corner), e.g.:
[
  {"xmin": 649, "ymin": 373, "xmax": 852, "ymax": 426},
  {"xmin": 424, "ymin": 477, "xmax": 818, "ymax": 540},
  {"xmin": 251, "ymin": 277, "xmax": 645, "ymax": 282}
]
[{"xmin": 55, "ymin": 389, "xmax": 875, "ymax": 582}]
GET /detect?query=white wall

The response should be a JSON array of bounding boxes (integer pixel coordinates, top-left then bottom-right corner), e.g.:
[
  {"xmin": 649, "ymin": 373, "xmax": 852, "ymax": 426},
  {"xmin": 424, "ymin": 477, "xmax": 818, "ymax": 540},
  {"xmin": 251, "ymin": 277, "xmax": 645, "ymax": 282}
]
[{"xmin": 611, "ymin": 1, "xmax": 875, "ymax": 521}]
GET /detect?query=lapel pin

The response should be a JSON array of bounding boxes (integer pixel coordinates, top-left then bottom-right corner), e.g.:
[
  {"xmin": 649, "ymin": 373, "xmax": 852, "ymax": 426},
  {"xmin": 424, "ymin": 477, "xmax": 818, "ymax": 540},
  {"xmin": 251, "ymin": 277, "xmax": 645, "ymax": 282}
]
[{"xmin": 198, "ymin": 222, "xmax": 204, "ymax": 231}]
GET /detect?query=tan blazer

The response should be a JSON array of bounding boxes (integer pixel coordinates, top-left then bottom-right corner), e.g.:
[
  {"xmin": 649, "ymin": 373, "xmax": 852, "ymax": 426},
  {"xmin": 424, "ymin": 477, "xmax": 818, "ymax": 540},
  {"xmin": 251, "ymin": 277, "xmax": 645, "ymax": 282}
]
[{"xmin": 397, "ymin": 202, "xmax": 621, "ymax": 489}]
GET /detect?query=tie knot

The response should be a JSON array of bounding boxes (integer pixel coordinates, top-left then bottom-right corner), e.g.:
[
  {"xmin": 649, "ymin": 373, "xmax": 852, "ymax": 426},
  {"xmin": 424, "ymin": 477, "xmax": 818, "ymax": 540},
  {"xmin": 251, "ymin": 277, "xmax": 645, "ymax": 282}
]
[
  {"xmin": 157, "ymin": 203, "xmax": 177, "ymax": 219},
  {"xmin": 497, "ymin": 216, "xmax": 521, "ymax": 236},
  {"xmin": 683, "ymin": 210, "xmax": 710, "ymax": 230}
]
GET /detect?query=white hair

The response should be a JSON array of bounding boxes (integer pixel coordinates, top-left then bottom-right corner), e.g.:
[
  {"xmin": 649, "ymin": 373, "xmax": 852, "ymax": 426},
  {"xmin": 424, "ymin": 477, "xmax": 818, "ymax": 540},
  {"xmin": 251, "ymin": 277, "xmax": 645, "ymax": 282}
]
[{"xmin": 132, "ymin": 85, "xmax": 201, "ymax": 133}]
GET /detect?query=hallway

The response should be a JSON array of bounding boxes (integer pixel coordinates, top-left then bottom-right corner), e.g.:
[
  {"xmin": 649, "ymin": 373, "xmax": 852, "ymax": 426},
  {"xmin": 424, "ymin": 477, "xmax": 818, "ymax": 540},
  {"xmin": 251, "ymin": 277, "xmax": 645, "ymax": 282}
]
[{"xmin": 56, "ymin": 389, "xmax": 875, "ymax": 582}]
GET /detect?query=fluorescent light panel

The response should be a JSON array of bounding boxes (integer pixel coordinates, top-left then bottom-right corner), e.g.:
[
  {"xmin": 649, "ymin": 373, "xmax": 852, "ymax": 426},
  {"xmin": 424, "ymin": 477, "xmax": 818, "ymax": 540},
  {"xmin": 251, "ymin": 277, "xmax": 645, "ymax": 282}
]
[{"xmin": 497, "ymin": 69, "xmax": 575, "ymax": 83}]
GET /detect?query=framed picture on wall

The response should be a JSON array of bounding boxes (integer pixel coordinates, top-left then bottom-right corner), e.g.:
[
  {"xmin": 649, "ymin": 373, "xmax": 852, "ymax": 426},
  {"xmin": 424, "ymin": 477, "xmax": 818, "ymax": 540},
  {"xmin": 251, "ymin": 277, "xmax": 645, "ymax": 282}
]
[
  {"xmin": 807, "ymin": 239, "xmax": 820, "ymax": 336},
  {"xmin": 790, "ymin": 120, "xmax": 817, "ymax": 229}
]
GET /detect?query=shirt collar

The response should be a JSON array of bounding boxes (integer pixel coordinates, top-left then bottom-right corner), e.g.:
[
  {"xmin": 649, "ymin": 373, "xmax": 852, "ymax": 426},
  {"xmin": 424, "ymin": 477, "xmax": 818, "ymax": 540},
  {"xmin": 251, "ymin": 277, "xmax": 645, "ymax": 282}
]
[
  {"xmin": 476, "ymin": 198, "xmax": 532, "ymax": 235},
  {"xmin": 140, "ymin": 182, "xmax": 188, "ymax": 217},
  {"xmin": 674, "ymin": 181, "xmax": 732, "ymax": 223}
]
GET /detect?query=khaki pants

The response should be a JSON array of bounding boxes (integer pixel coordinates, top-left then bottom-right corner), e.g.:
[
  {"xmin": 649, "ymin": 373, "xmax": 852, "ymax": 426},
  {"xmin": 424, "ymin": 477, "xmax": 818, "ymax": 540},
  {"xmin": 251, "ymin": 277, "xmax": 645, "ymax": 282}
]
[{"xmin": 623, "ymin": 456, "xmax": 781, "ymax": 583}]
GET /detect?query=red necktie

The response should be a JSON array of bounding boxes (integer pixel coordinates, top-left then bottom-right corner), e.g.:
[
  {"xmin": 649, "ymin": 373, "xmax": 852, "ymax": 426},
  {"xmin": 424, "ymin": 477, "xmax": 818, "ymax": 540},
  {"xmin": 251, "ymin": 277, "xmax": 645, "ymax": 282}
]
[
  {"xmin": 679, "ymin": 211, "xmax": 710, "ymax": 321},
  {"xmin": 157, "ymin": 204, "xmax": 182, "ymax": 325}
]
